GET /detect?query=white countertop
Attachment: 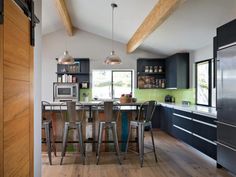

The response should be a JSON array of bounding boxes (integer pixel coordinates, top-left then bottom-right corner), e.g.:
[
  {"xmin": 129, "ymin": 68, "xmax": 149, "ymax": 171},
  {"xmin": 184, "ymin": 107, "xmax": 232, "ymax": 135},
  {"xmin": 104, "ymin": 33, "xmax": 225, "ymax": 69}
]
[
  {"xmin": 160, "ymin": 102, "xmax": 217, "ymax": 118},
  {"xmin": 45, "ymin": 101, "xmax": 217, "ymax": 118}
]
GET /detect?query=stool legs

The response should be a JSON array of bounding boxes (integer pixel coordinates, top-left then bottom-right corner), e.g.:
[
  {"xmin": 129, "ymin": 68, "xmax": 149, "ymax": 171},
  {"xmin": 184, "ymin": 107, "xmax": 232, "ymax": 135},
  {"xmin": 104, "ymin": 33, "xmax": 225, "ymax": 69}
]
[
  {"xmin": 138, "ymin": 123, "xmax": 144, "ymax": 167},
  {"xmin": 112, "ymin": 123, "xmax": 121, "ymax": 165},
  {"xmin": 60, "ymin": 123, "xmax": 69, "ymax": 165},
  {"xmin": 96, "ymin": 122, "xmax": 121, "ymax": 165},
  {"xmin": 44, "ymin": 122, "xmax": 52, "ymax": 165},
  {"xmin": 150, "ymin": 124, "xmax": 158, "ymax": 162},
  {"xmin": 96, "ymin": 122, "xmax": 104, "ymax": 165},
  {"xmin": 77, "ymin": 122, "xmax": 85, "ymax": 165},
  {"xmin": 60, "ymin": 122, "xmax": 85, "ymax": 165}
]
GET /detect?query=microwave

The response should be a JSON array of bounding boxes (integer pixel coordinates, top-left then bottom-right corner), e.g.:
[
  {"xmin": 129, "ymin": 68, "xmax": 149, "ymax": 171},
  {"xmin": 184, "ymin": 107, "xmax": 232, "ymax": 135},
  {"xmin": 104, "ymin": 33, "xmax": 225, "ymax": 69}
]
[{"xmin": 53, "ymin": 83, "xmax": 79, "ymax": 102}]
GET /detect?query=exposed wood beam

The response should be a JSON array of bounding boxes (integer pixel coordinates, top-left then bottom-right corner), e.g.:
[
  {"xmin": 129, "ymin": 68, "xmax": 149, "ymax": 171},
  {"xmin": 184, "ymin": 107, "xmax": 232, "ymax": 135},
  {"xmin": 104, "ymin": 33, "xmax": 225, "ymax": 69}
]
[
  {"xmin": 55, "ymin": 0, "xmax": 73, "ymax": 36},
  {"xmin": 127, "ymin": 0, "xmax": 184, "ymax": 53}
]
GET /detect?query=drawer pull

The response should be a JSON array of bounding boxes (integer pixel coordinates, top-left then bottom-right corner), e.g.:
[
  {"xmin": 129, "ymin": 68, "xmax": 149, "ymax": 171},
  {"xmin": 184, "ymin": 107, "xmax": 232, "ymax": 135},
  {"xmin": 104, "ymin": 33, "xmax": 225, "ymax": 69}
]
[
  {"xmin": 192, "ymin": 133, "xmax": 216, "ymax": 145},
  {"xmin": 173, "ymin": 113, "xmax": 192, "ymax": 120},
  {"xmin": 192, "ymin": 119, "xmax": 217, "ymax": 128},
  {"xmin": 173, "ymin": 125, "xmax": 192, "ymax": 134},
  {"xmin": 214, "ymin": 121, "xmax": 236, "ymax": 128},
  {"xmin": 216, "ymin": 141, "xmax": 236, "ymax": 152}
]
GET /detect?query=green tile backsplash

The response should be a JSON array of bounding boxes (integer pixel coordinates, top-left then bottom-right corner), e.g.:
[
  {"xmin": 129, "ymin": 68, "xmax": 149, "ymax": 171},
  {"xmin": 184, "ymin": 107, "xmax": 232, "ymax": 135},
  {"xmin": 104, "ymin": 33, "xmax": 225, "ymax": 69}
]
[{"xmin": 80, "ymin": 88, "xmax": 195, "ymax": 105}]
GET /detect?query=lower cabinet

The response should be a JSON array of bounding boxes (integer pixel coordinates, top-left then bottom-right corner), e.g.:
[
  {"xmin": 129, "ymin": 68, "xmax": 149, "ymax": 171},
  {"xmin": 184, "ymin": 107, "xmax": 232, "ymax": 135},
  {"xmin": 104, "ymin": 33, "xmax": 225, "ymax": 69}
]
[
  {"xmin": 160, "ymin": 106, "xmax": 173, "ymax": 135},
  {"xmin": 161, "ymin": 107, "xmax": 217, "ymax": 160}
]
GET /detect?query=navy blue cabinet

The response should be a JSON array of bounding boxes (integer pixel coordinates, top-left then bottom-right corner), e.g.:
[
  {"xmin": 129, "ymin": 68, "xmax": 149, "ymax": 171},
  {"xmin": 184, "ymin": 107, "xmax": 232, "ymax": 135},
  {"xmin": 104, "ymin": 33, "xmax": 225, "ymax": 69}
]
[
  {"xmin": 160, "ymin": 107, "xmax": 217, "ymax": 160},
  {"xmin": 217, "ymin": 19, "xmax": 236, "ymax": 49},
  {"xmin": 166, "ymin": 53, "xmax": 189, "ymax": 89},
  {"xmin": 160, "ymin": 106, "xmax": 173, "ymax": 135}
]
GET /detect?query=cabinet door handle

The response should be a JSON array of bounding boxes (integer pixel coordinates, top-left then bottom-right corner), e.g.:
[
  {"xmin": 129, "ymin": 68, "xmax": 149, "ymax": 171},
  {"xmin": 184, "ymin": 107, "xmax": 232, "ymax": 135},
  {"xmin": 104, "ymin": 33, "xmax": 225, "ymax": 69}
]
[
  {"xmin": 214, "ymin": 121, "xmax": 236, "ymax": 128},
  {"xmin": 216, "ymin": 141, "xmax": 236, "ymax": 152},
  {"xmin": 192, "ymin": 119, "xmax": 217, "ymax": 128},
  {"xmin": 173, "ymin": 113, "xmax": 192, "ymax": 120},
  {"xmin": 173, "ymin": 125, "xmax": 192, "ymax": 134}
]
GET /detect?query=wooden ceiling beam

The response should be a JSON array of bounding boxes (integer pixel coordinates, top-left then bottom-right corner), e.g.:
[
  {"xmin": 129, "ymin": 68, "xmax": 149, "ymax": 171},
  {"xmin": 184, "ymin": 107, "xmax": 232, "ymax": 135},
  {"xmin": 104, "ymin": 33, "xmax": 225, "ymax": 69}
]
[
  {"xmin": 127, "ymin": 0, "xmax": 184, "ymax": 53},
  {"xmin": 55, "ymin": 0, "xmax": 73, "ymax": 36}
]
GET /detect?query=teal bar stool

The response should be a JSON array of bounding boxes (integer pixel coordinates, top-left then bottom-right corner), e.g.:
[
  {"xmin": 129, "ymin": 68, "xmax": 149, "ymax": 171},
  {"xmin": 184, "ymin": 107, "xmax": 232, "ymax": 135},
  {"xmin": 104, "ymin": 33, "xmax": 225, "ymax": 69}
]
[{"xmin": 124, "ymin": 100, "xmax": 158, "ymax": 167}]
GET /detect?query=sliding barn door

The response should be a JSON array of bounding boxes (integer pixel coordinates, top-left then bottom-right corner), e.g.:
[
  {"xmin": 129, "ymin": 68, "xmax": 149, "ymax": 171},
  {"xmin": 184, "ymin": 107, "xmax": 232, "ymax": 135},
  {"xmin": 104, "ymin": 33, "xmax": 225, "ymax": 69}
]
[{"xmin": 0, "ymin": 0, "xmax": 34, "ymax": 176}]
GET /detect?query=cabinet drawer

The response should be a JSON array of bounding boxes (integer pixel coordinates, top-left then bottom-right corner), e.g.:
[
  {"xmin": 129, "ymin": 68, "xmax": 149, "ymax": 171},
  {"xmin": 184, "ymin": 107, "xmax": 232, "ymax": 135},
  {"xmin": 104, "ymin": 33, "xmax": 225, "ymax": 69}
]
[
  {"xmin": 192, "ymin": 112, "xmax": 217, "ymax": 125},
  {"xmin": 192, "ymin": 119, "xmax": 216, "ymax": 142},
  {"xmin": 217, "ymin": 122, "xmax": 236, "ymax": 148},
  {"xmin": 217, "ymin": 142, "xmax": 236, "ymax": 174},
  {"xmin": 173, "ymin": 113, "xmax": 192, "ymax": 132},
  {"xmin": 173, "ymin": 125, "xmax": 193, "ymax": 146},
  {"xmin": 192, "ymin": 133, "xmax": 217, "ymax": 160}
]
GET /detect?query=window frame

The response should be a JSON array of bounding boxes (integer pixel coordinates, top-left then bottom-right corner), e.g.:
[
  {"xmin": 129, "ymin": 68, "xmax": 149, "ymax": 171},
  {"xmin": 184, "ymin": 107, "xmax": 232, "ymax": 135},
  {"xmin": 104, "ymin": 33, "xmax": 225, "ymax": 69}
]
[
  {"xmin": 92, "ymin": 69, "xmax": 134, "ymax": 99},
  {"xmin": 195, "ymin": 59, "xmax": 213, "ymax": 106},
  {"xmin": 111, "ymin": 70, "xmax": 133, "ymax": 99}
]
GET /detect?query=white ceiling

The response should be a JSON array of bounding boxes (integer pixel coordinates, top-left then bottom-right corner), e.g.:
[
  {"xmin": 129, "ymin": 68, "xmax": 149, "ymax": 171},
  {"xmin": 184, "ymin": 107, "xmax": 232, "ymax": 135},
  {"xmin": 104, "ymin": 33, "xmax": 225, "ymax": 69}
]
[{"xmin": 42, "ymin": 0, "xmax": 236, "ymax": 55}]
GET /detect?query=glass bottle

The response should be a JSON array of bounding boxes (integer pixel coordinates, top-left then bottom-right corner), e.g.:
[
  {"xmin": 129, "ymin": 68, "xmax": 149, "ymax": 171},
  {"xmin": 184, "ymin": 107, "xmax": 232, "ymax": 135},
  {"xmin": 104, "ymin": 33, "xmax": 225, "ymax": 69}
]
[
  {"xmin": 149, "ymin": 66, "xmax": 153, "ymax": 73},
  {"xmin": 154, "ymin": 66, "xmax": 158, "ymax": 73},
  {"xmin": 159, "ymin": 66, "xmax": 163, "ymax": 73},
  {"xmin": 145, "ymin": 66, "xmax": 149, "ymax": 73}
]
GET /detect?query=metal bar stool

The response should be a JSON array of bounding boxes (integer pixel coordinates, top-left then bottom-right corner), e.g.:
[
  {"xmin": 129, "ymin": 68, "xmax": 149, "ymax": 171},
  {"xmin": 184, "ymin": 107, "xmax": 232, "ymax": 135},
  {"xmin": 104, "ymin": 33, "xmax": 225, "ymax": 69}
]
[
  {"xmin": 124, "ymin": 100, "xmax": 158, "ymax": 167},
  {"xmin": 60, "ymin": 101, "xmax": 85, "ymax": 165},
  {"xmin": 96, "ymin": 101, "xmax": 121, "ymax": 165},
  {"xmin": 42, "ymin": 101, "xmax": 57, "ymax": 165}
]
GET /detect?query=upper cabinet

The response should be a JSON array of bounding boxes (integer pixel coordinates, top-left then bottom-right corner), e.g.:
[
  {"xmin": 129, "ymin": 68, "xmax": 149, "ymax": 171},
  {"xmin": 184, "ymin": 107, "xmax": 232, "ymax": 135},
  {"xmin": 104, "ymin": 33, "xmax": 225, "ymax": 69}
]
[
  {"xmin": 56, "ymin": 58, "xmax": 90, "ymax": 88},
  {"xmin": 165, "ymin": 53, "xmax": 189, "ymax": 89},
  {"xmin": 136, "ymin": 53, "xmax": 189, "ymax": 89},
  {"xmin": 137, "ymin": 58, "xmax": 166, "ymax": 89},
  {"xmin": 217, "ymin": 19, "xmax": 236, "ymax": 49}
]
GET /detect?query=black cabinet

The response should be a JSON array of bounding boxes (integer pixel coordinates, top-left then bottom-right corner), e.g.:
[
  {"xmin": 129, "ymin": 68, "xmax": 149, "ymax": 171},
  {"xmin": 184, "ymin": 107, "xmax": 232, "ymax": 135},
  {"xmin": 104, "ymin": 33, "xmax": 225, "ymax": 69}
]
[
  {"xmin": 160, "ymin": 106, "xmax": 173, "ymax": 135},
  {"xmin": 56, "ymin": 58, "xmax": 90, "ymax": 88},
  {"xmin": 217, "ymin": 19, "xmax": 236, "ymax": 49},
  {"xmin": 161, "ymin": 107, "xmax": 217, "ymax": 160},
  {"xmin": 166, "ymin": 53, "xmax": 189, "ymax": 89},
  {"xmin": 137, "ymin": 58, "xmax": 166, "ymax": 89}
]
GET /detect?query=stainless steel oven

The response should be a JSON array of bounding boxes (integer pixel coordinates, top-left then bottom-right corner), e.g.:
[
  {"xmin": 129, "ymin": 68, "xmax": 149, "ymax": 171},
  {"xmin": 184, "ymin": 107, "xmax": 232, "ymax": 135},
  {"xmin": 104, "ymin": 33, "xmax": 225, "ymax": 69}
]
[{"xmin": 53, "ymin": 83, "xmax": 79, "ymax": 102}]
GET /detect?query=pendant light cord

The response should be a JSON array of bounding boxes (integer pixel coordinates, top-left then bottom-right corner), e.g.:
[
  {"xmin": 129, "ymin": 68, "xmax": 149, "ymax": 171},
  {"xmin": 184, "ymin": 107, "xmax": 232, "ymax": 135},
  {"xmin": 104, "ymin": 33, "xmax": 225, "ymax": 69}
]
[{"xmin": 112, "ymin": 4, "xmax": 114, "ymax": 53}]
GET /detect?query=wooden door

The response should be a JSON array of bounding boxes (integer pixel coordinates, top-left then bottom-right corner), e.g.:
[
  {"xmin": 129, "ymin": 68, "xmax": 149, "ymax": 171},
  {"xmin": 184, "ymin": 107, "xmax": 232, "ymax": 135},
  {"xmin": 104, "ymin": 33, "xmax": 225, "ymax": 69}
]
[{"xmin": 0, "ymin": 0, "xmax": 34, "ymax": 176}]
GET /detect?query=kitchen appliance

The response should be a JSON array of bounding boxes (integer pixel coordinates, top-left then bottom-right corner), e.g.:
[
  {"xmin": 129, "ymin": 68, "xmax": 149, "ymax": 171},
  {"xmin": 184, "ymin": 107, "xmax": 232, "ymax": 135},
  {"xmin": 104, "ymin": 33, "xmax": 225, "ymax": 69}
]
[
  {"xmin": 165, "ymin": 95, "xmax": 174, "ymax": 103},
  {"xmin": 53, "ymin": 83, "xmax": 79, "ymax": 102},
  {"xmin": 216, "ymin": 43, "xmax": 236, "ymax": 174}
]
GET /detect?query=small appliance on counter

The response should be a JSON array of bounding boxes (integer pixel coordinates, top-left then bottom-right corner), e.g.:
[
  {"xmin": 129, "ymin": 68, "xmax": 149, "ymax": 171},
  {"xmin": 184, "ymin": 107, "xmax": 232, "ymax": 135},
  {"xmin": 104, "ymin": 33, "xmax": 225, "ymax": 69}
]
[
  {"xmin": 182, "ymin": 100, "xmax": 191, "ymax": 106},
  {"xmin": 165, "ymin": 95, "xmax": 175, "ymax": 103},
  {"xmin": 53, "ymin": 82, "xmax": 79, "ymax": 102}
]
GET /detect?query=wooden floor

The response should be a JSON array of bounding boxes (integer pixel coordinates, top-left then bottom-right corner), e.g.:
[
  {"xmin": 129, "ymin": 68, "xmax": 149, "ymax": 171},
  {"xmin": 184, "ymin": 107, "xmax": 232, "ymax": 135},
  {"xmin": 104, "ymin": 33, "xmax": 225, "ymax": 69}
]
[{"xmin": 42, "ymin": 130, "xmax": 236, "ymax": 177}]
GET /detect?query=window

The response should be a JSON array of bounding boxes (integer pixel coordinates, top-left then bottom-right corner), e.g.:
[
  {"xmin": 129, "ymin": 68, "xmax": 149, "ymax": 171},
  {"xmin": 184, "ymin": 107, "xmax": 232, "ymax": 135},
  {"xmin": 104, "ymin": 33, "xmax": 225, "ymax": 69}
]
[
  {"xmin": 92, "ymin": 70, "xmax": 133, "ymax": 99},
  {"xmin": 196, "ymin": 59, "xmax": 213, "ymax": 106}
]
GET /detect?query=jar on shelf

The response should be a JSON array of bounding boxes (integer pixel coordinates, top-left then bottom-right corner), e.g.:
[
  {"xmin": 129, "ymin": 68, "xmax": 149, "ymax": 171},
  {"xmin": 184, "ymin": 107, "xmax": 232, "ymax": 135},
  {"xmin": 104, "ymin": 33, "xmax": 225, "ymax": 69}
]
[
  {"xmin": 144, "ymin": 66, "xmax": 149, "ymax": 73},
  {"xmin": 158, "ymin": 66, "xmax": 163, "ymax": 73},
  {"xmin": 161, "ymin": 79, "xmax": 165, "ymax": 88},
  {"xmin": 57, "ymin": 76, "xmax": 62, "ymax": 83},
  {"xmin": 154, "ymin": 66, "xmax": 158, "ymax": 73},
  {"xmin": 149, "ymin": 66, "xmax": 153, "ymax": 73}
]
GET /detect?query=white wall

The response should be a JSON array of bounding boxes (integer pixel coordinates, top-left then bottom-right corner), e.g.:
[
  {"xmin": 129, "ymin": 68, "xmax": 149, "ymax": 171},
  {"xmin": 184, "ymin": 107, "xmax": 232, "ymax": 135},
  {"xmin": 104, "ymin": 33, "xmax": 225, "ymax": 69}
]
[
  {"xmin": 190, "ymin": 43, "xmax": 213, "ymax": 88},
  {"xmin": 42, "ymin": 29, "xmax": 162, "ymax": 101},
  {"xmin": 190, "ymin": 43, "xmax": 216, "ymax": 106},
  {"xmin": 34, "ymin": 0, "xmax": 42, "ymax": 176}
]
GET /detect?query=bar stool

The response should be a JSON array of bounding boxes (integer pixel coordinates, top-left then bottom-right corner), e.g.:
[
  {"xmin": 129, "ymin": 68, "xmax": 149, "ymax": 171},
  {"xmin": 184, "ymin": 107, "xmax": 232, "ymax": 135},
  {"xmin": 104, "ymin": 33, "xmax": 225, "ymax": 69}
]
[
  {"xmin": 124, "ymin": 100, "xmax": 158, "ymax": 167},
  {"xmin": 96, "ymin": 101, "xmax": 121, "ymax": 165},
  {"xmin": 60, "ymin": 101, "xmax": 85, "ymax": 165},
  {"xmin": 41, "ymin": 101, "xmax": 57, "ymax": 165}
]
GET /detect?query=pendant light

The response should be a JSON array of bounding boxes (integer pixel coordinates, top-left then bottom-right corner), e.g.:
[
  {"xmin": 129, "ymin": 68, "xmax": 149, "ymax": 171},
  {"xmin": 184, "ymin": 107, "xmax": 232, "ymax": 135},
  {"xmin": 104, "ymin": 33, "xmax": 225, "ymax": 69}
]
[
  {"xmin": 58, "ymin": 50, "xmax": 74, "ymax": 64},
  {"xmin": 104, "ymin": 3, "xmax": 121, "ymax": 65}
]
